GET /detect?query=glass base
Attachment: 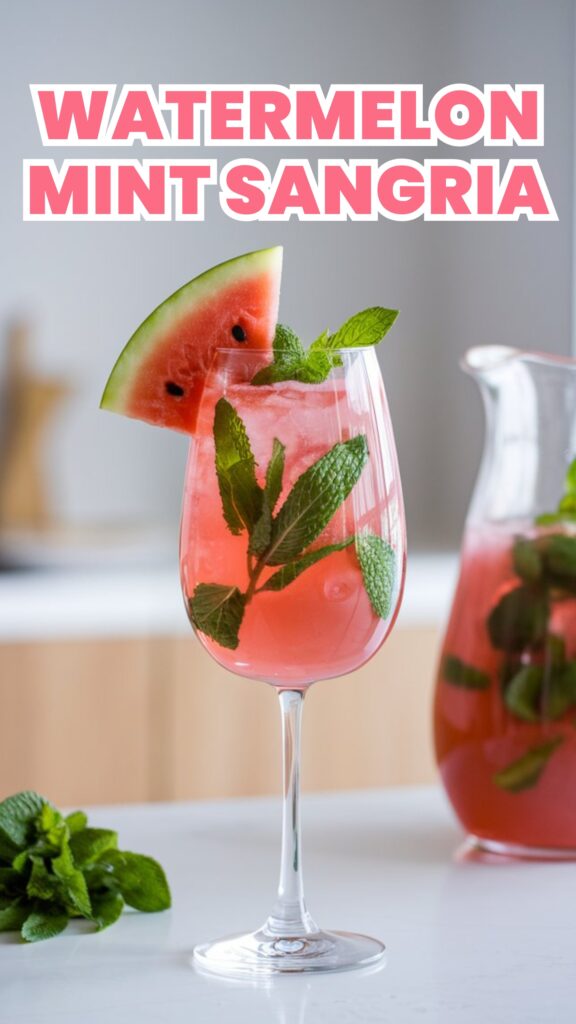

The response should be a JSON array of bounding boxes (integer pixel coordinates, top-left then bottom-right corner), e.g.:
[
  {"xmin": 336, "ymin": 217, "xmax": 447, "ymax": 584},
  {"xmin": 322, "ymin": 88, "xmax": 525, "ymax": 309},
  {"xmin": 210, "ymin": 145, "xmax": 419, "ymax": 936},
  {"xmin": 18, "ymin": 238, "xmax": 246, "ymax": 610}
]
[
  {"xmin": 193, "ymin": 925, "xmax": 386, "ymax": 978},
  {"xmin": 467, "ymin": 834, "xmax": 576, "ymax": 861}
]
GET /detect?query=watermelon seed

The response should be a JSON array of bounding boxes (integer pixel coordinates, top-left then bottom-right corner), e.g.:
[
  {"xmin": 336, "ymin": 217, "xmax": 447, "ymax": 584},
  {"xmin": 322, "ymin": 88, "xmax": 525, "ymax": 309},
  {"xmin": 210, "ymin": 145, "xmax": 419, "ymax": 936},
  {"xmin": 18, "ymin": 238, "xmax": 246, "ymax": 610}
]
[
  {"xmin": 231, "ymin": 325, "xmax": 247, "ymax": 342},
  {"xmin": 165, "ymin": 381, "xmax": 185, "ymax": 397}
]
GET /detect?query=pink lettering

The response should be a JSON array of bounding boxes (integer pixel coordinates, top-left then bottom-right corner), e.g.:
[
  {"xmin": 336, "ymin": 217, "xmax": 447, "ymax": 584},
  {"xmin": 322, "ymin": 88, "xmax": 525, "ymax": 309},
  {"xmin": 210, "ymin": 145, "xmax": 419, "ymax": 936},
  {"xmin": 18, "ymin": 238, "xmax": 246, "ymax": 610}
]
[
  {"xmin": 36, "ymin": 89, "xmax": 109, "ymax": 141},
  {"xmin": 28, "ymin": 164, "xmax": 88, "ymax": 214},
  {"xmin": 296, "ymin": 90, "xmax": 355, "ymax": 141}
]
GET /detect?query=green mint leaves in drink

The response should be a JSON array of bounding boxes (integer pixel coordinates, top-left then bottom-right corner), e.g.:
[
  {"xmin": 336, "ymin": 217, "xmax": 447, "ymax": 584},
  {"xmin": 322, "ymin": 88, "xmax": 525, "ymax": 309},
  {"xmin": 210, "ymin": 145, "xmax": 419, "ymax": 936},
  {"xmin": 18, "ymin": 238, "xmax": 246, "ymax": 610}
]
[
  {"xmin": 188, "ymin": 398, "xmax": 397, "ymax": 650},
  {"xmin": 442, "ymin": 655, "xmax": 490, "ymax": 691},
  {"xmin": 264, "ymin": 435, "xmax": 368, "ymax": 565},
  {"xmin": 356, "ymin": 534, "xmax": 397, "ymax": 620},
  {"xmin": 251, "ymin": 307, "xmax": 399, "ymax": 387},
  {"xmin": 536, "ymin": 457, "xmax": 576, "ymax": 525},
  {"xmin": 189, "ymin": 583, "xmax": 246, "ymax": 651},
  {"xmin": 0, "ymin": 792, "xmax": 171, "ymax": 942},
  {"xmin": 213, "ymin": 395, "xmax": 263, "ymax": 535},
  {"xmin": 492, "ymin": 738, "xmax": 564, "ymax": 793},
  {"xmin": 443, "ymin": 460, "xmax": 576, "ymax": 792}
]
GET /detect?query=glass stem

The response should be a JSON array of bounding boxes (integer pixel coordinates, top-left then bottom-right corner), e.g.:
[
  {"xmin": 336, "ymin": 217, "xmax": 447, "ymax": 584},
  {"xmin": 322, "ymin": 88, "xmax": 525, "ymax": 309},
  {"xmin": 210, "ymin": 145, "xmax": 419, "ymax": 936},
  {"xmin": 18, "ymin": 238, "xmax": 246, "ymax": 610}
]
[{"xmin": 264, "ymin": 689, "xmax": 318, "ymax": 938}]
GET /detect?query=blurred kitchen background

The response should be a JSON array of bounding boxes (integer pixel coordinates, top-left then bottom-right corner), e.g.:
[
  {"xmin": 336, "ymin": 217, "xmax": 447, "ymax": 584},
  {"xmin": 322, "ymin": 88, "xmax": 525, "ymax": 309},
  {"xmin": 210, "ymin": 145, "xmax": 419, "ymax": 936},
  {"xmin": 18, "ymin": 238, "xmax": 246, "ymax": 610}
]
[{"xmin": 0, "ymin": 0, "xmax": 573, "ymax": 805}]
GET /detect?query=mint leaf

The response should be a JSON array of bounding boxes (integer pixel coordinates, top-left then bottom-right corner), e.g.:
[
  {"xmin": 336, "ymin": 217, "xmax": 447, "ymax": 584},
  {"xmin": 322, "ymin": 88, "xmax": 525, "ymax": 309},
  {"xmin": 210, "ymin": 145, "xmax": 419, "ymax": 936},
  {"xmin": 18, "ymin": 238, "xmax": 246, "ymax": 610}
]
[
  {"xmin": 69, "ymin": 828, "xmax": 118, "ymax": 868},
  {"xmin": 314, "ymin": 306, "xmax": 399, "ymax": 351},
  {"xmin": 504, "ymin": 665, "xmax": 542, "ymax": 721},
  {"xmin": 251, "ymin": 350, "xmax": 333, "ymax": 386},
  {"xmin": 249, "ymin": 496, "xmax": 273, "ymax": 556},
  {"xmin": 565, "ymin": 458, "xmax": 576, "ymax": 495},
  {"xmin": 356, "ymin": 533, "xmax": 396, "ymax": 619},
  {"xmin": 290, "ymin": 350, "xmax": 333, "ymax": 382},
  {"xmin": 261, "ymin": 539, "xmax": 354, "ymax": 592},
  {"xmin": 251, "ymin": 324, "xmax": 306, "ymax": 385},
  {"xmin": 11, "ymin": 850, "xmax": 30, "ymax": 873},
  {"xmin": 487, "ymin": 586, "xmax": 548, "ymax": 652},
  {"xmin": 493, "ymin": 737, "xmax": 563, "ymax": 793},
  {"xmin": 265, "ymin": 436, "xmax": 368, "ymax": 565},
  {"xmin": 0, "ymin": 867, "xmax": 20, "ymax": 894},
  {"xmin": 251, "ymin": 359, "xmax": 302, "ymax": 386},
  {"xmin": 21, "ymin": 907, "xmax": 69, "ymax": 943},
  {"xmin": 27, "ymin": 857, "xmax": 60, "ymax": 902},
  {"xmin": 273, "ymin": 323, "xmax": 305, "ymax": 363},
  {"xmin": 443, "ymin": 655, "xmax": 490, "ymax": 690},
  {"xmin": 512, "ymin": 537, "xmax": 543, "ymax": 584},
  {"xmin": 91, "ymin": 891, "xmax": 124, "ymax": 931},
  {"xmin": 0, "ymin": 900, "xmax": 27, "ymax": 933},
  {"xmin": 536, "ymin": 458, "xmax": 576, "ymax": 524},
  {"xmin": 252, "ymin": 308, "xmax": 399, "ymax": 387},
  {"xmin": 214, "ymin": 398, "xmax": 262, "ymax": 535},
  {"xmin": 188, "ymin": 583, "xmax": 245, "ymax": 649},
  {"xmin": 100, "ymin": 851, "xmax": 171, "ymax": 913},
  {"xmin": 265, "ymin": 439, "xmax": 285, "ymax": 511},
  {"xmin": 65, "ymin": 811, "xmax": 88, "ymax": 834},
  {"xmin": 52, "ymin": 844, "xmax": 92, "ymax": 918},
  {"xmin": 0, "ymin": 791, "xmax": 46, "ymax": 851},
  {"xmin": 547, "ymin": 662, "xmax": 576, "ymax": 719},
  {"xmin": 541, "ymin": 534, "xmax": 576, "ymax": 593}
]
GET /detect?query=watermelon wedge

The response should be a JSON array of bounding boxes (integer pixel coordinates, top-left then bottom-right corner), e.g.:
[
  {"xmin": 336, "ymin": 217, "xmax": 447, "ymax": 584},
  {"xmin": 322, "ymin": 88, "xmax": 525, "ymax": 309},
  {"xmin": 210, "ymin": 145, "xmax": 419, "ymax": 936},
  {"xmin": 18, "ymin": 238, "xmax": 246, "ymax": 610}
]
[{"xmin": 100, "ymin": 246, "xmax": 282, "ymax": 434}]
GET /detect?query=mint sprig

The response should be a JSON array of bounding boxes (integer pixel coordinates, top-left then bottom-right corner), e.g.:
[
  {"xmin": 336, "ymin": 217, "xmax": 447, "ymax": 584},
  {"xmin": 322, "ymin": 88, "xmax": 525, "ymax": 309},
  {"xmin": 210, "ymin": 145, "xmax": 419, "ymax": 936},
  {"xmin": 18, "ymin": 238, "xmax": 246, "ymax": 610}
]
[
  {"xmin": 251, "ymin": 307, "xmax": 399, "ymax": 387},
  {"xmin": 493, "ymin": 737, "xmax": 563, "ymax": 793},
  {"xmin": 0, "ymin": 792, "xmax": 171, "ymax": 942},
  {"xmin": 188, "ymin": 400, "xmax": 397, "ymax": 650},
  {"xmin": 536, "ymin": 458, "xmax": 576, "ymax": 525},
  {"xmin": 318, "ymin": 306, "xmax": 399, "ymax": 352}
]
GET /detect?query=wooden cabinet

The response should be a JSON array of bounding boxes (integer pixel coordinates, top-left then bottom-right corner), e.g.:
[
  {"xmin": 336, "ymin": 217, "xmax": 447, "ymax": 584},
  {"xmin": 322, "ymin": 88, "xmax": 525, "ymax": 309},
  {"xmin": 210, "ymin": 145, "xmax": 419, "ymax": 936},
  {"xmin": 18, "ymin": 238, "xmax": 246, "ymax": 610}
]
[{"xmin": 0, "ymin": 627, "xmax": 440, "ymax": 805}]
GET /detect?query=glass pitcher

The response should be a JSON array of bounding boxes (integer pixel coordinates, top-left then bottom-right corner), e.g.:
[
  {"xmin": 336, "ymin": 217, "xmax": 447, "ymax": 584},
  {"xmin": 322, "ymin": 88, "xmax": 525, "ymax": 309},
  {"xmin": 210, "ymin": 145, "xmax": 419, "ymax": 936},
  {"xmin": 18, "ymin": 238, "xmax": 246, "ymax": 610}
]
[{"xmin": 434, "ymin": 346, "xmax": 576, "ymax": 857}]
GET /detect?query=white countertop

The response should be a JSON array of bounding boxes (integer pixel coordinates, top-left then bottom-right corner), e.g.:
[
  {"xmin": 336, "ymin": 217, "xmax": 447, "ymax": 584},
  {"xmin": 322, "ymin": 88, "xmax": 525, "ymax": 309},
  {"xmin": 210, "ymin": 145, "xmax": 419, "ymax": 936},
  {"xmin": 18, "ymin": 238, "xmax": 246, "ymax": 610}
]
[
  {"xmin": 0, "ymin": 553, "xmax": 458, "ymax": 640},
  {"xmin": 0, "ymin": 786, "xmax": 573, "ymax": 1023}
]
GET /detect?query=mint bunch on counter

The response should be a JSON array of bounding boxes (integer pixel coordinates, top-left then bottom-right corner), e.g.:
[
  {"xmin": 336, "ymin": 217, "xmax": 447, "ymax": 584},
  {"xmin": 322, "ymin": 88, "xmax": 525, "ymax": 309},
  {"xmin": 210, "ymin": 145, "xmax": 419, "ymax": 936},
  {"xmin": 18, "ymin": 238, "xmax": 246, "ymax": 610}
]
[
  {"xmin": 0, "ymin": 792, "xmax": 171, "ymax": 942},
  {"xmin": 188, "ymin": 398, "xmax": 396, "ymax": 650},
  {"xmin": 251, "ymin": 308, "xmax": 399, "ymax": 386}
]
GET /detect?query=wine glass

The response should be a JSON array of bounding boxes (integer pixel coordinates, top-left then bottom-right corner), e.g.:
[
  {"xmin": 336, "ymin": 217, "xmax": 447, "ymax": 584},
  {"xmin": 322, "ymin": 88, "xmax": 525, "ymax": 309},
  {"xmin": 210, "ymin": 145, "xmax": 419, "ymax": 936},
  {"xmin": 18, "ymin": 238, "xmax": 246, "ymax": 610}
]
[{"xmin": 180, "ymin": 346, "xmax": 406, "ymax": 976}]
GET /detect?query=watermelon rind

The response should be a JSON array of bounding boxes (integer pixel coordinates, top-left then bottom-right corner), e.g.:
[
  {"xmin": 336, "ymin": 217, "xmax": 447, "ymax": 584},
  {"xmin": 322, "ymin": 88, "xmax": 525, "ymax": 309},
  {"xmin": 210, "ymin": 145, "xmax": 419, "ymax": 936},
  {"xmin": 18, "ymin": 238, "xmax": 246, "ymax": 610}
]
[{"xmin": 100, "ymin": 246, "xmax": 282, "ymax": 414}]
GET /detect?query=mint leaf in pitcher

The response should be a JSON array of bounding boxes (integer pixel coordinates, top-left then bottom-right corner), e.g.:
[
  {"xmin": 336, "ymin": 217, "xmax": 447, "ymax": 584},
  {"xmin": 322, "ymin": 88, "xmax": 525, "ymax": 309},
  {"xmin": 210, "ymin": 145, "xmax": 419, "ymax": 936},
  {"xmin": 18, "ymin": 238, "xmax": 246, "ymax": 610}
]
[
  {"xmin": 536, "ymin": 457, "xmax": 576, "ymax": 525},
  {"xmin": 503, "ymin": 665, "xmax": 543, "ymax": 721},
  {"xmin": 493, "ymin": 737, "xmax": 563, "ymax": 792},
  {"xmin": 487, "ymin": 586, "xmax": 549, "ymax": 652},
  {"xmin": 443, "ymin": 655, "xmax": 490, "ymax": 690}
]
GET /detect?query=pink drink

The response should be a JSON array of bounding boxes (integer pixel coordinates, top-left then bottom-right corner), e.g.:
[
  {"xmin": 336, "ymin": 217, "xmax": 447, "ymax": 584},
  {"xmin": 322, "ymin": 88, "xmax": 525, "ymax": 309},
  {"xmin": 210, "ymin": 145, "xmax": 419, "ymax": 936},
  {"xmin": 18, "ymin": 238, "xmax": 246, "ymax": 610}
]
[
  {"xmin": 180, "ymin": 373, "xmax": 404, "ymax": 688},
  {"xmin": 435, "ymin": 521, "xmax": 576, "ymax": 849}
]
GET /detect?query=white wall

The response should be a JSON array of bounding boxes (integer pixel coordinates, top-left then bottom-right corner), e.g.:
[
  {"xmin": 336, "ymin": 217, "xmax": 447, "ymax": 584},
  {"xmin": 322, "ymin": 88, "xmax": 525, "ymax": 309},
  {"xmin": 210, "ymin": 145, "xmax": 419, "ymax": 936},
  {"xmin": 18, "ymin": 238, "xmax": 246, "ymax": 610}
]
[{"xmin": 0, "ymin": 0, "xmax": 573, "ymax": 548}]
